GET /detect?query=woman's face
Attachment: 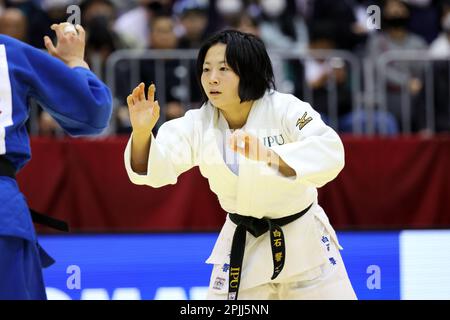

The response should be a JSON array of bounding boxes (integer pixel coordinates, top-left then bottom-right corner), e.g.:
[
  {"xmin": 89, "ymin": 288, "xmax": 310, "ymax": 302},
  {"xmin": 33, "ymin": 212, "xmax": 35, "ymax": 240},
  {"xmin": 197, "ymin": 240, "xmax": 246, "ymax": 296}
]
[{"xmin": 200, "ymin": 43, "xmax": 241, "ymax": 110}]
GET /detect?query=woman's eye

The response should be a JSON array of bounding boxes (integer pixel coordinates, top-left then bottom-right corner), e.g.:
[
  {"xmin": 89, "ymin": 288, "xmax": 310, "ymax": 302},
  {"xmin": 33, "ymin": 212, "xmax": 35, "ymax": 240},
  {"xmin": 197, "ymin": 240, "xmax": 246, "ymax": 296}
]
[
  {"xmin": 220, "ymin": 67, "xmax": 228, "ymax": 71},
  {"xmin": 203, "ymin": 68, "xmax": 209, "ymax": 72}
]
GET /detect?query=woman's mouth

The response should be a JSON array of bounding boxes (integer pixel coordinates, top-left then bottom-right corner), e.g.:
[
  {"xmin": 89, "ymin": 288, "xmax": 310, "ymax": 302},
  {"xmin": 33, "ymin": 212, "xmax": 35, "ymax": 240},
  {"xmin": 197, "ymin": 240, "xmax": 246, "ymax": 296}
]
[{"xmin": 209, "ymin": 90, "xmax": 222, "ymax": 97}]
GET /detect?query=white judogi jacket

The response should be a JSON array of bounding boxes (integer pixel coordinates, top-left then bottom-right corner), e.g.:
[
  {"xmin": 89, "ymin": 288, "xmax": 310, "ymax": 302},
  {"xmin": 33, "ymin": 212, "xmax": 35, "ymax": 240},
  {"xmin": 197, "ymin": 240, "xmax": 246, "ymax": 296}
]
[{"xmin": 124, "ymin": 90, "xmax": 345, "ymax": 291}]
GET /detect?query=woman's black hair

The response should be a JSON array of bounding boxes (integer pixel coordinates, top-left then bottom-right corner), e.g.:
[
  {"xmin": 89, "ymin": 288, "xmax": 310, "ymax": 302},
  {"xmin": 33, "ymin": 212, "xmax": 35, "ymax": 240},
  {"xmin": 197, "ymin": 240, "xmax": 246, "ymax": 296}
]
[{"xmin": 196, "ymin": 29, "xmax": 275, "ymax": 104}]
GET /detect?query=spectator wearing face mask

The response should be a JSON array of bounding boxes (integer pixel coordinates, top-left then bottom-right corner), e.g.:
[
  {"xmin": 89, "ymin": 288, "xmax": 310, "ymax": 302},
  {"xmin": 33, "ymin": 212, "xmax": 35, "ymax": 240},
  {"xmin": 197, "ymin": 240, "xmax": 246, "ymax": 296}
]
[
  {"xmin": 80, "ymin": 0, "xmax": 130, "ymax": 80},
  {"xmin": 245, "ymin": 0, "xmax": 309, "ymax": 100},
  {"xmin": 113, "ymin": 0, "xmax": 173, "ymax": 49},
  {"xmin": 365, "ymin": 0, "xmax": 428, "ymax": 132},
  {"xmin": 214, "ymin": 0, "xmax": 244, "ymax": 31},
  {"xmin": 258, "ymin": 0, "xmax": 308, "ymax": 52},
  {"xmin": 309, "ymin": 0, "xmax": 367, "ymax": 51}
]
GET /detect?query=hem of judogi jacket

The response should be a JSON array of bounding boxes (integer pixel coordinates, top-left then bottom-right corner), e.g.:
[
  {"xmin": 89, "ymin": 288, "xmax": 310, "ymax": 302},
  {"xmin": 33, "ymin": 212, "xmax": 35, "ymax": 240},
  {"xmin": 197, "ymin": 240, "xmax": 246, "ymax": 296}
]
[
  {"xmin": 124, "ymin": 132, "xmax": 178, "ymax": 187},
  {"xmin": 312, "ymin": 206, "xmax": 344, "ymax": 250},
  {"xmin": 0, "ymin": 178, "xmax": 36, "ymax": 242},
  {"xmin": 0, "ymin": 229, "xmax": 34, "ymax": 243},
  {"xmin": 36, "ymin": 241, "xmax": 55, "ymax": 268},
  {"xmin": 203, "ymin": 210, "xmax": 334, "ymax": 291}
]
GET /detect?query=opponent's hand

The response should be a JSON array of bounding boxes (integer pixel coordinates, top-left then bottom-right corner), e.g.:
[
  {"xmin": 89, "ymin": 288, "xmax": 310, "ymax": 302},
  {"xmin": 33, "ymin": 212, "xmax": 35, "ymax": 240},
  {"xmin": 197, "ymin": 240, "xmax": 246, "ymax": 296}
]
[
  {"xmin": 44, "ymin": 22, "xmax": 89, "ymax": 69},
  {"xmin": 127, "ymin": 83, "xmax": 160, "ymax": 136}
]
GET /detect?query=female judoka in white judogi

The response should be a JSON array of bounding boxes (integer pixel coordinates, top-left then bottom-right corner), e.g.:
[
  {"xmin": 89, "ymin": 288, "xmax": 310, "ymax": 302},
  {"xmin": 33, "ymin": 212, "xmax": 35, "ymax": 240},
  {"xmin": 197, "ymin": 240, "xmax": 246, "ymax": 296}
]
[{"xmin": 124, "ymin": 30, "xmax": 357, "ymax": 300}]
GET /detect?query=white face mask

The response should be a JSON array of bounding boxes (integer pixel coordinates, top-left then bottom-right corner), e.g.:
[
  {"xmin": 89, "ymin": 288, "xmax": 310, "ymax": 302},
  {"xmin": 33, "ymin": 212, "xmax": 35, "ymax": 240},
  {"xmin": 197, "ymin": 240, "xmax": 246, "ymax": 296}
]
[
  {"xmin": 216, "ymin": 0, "xmax": 243, "ymax": 16},
  {"xmin": 443, "ymin": 13, "xmax": 450, "ymax": 32},
  {"xmin": 260, "ymin": 0, "xmax": 287, "ymax": 18}
]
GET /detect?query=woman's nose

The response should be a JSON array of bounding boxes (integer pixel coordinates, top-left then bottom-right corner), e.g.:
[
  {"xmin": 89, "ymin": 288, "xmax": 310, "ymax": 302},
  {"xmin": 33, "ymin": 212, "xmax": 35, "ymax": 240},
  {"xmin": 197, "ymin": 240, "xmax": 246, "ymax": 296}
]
[{"xmin": 209, "ymin": 70, "xmax": 219, "ymax": 85}]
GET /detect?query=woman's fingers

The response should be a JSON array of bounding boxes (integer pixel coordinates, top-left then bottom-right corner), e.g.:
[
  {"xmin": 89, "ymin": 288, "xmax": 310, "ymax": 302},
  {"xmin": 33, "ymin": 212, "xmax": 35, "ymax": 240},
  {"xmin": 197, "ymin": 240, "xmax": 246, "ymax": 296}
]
[
  {"xmin": 230, "ymin": 130, "xmax": 247, "ymax": 154},
  {"xmin": 236, "ymin": 130, "xmax": 247, "ymax": 150},
  {"xmin": 128, "ymin": 83, "xmax": 158, "ymax": 114},
  {"xmin": 127, "ymin": 95, "xmax": 134, "ymax": 108},
  {"xmin": 132, "ymin": 85, "xmax": 141, "ymax": 102},
  {"xmin": 148, "ymin": 83, "xmax": 155, "ymax": 102},
  {"xmin": 153, "ymin": 100, "xmax": 160, "ymax": 117},
  {"xmin": 129, "ymin": 83, "xmax": 156, "ymax": 103},
  {"xmin": 229, "ymin": 133, "xmax": 236, "ymax": 151},
  {"xmin": 229, "ymin": 131, "xmax": 264, "ymax": 161},
  {"xmin": 138, "ymin": 83, "xmax": 145, "ymax": 101}
]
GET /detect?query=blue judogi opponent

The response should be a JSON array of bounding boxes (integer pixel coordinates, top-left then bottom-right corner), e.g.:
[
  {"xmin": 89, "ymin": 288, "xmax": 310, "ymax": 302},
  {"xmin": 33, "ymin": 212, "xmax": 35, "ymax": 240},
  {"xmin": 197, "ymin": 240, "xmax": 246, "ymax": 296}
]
[{"xmin": 0, "ymin": 23, "xmax": 112, "ymax": 299}]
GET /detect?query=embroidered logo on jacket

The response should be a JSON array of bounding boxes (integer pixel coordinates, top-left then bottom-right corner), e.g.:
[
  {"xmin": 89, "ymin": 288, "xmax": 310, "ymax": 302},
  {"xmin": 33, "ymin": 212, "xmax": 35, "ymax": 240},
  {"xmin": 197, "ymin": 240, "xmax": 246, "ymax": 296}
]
[{"xmin": 296, "ymin": 112, "xmax": 313, "ymax": 131}]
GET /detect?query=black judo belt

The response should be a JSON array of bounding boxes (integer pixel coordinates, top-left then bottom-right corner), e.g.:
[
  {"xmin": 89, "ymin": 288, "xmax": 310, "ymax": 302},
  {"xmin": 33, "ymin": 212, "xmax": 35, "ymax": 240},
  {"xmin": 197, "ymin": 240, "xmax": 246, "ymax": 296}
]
[
  {"xmin": 227, "ymin": 203, "xmax": 312, "ymax": 300},
  {"xmin": 0, "ymin": 155, "xmax": 69, "ymax": 232}
]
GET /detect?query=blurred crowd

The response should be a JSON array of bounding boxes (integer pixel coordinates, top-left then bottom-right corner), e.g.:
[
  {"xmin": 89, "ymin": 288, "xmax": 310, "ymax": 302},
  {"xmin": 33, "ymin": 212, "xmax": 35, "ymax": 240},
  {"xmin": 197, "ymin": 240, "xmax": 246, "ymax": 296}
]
[{"xmin": 1, "ymin": 0, "xmax": 449, "ymax": 136}]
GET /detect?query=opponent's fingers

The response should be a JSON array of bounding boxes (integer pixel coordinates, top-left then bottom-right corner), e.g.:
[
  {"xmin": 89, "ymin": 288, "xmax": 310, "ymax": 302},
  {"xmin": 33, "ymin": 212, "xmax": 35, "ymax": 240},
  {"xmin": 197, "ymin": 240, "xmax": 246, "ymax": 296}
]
[
  {"xmin": 43, "ymin": 36, "xmax": 57, "ymax": 55},
  {"xmin": 148, "ymin": 83, "xmax": 155, "ymax": 102},
  {"xmin": 75, "ymin": 24, "xmax": 85, "ymax": 41},
  {"xmin": 61, "ymin": 22, "xmax": 77, "ymax": 36},
  {"xmin": 51, "ymin": 23, "xmax": 65, "ymax": 41}
]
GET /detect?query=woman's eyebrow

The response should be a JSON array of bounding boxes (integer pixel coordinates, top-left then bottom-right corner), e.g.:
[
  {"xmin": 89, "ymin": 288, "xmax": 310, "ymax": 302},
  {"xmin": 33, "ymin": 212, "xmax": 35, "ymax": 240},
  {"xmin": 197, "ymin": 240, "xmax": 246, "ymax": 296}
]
[{"xmin": 203, "ymin": 60, "xmax": 226, "ymax": 65}]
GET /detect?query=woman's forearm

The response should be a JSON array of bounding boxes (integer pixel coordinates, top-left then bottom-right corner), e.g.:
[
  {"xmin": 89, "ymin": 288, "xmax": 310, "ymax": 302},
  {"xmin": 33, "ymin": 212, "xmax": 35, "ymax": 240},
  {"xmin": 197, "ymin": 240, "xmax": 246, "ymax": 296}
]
[{"xmin": 131, "ymin": 131, "xmax": 152, "ymax": 174}]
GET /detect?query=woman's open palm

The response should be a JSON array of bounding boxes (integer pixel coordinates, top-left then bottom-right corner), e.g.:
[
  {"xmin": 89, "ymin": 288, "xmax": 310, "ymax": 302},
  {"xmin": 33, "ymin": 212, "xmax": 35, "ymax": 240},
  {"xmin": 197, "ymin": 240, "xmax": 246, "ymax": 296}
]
[{"xmin": 127, "ymin": 83, "xmax": 160, "ymax": 135}]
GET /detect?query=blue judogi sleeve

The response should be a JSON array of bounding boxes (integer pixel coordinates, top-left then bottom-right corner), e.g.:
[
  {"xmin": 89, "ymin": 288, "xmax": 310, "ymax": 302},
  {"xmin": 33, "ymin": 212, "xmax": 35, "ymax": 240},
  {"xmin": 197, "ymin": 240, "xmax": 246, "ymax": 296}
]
[
  {"xmin": 0, "ymin": 34, "xmax": 113, "ymax": 170},
  {"xmin": 21, "ymin": 51, "xmax": 112, "ymax": 136},
  {"xmin": 5, "ymin": 34, "xmax": 112, "ymax": 137}
]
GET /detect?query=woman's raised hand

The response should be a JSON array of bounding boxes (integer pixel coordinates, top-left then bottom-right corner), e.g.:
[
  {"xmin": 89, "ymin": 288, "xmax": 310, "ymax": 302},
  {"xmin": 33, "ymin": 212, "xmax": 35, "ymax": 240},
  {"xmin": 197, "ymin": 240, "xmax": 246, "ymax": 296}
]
[{"xmin": 127, "ymin": 83, "xmax": 160, "ymax": 136}]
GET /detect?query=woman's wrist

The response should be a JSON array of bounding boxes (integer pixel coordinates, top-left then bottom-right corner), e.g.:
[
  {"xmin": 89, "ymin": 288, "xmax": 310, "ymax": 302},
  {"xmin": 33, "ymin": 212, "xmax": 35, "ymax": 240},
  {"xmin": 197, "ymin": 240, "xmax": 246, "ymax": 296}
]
[{"xmin": 132, "ymin": 128, "xmax": 153, "ymax": 140}]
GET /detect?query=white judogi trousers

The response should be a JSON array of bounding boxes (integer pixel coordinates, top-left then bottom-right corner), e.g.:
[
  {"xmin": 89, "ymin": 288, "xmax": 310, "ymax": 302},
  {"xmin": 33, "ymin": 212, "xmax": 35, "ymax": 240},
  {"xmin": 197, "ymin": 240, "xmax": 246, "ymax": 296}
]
[{"xmin": 206, "ymin": 216, "xmax": 357, "ymax": 300}]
